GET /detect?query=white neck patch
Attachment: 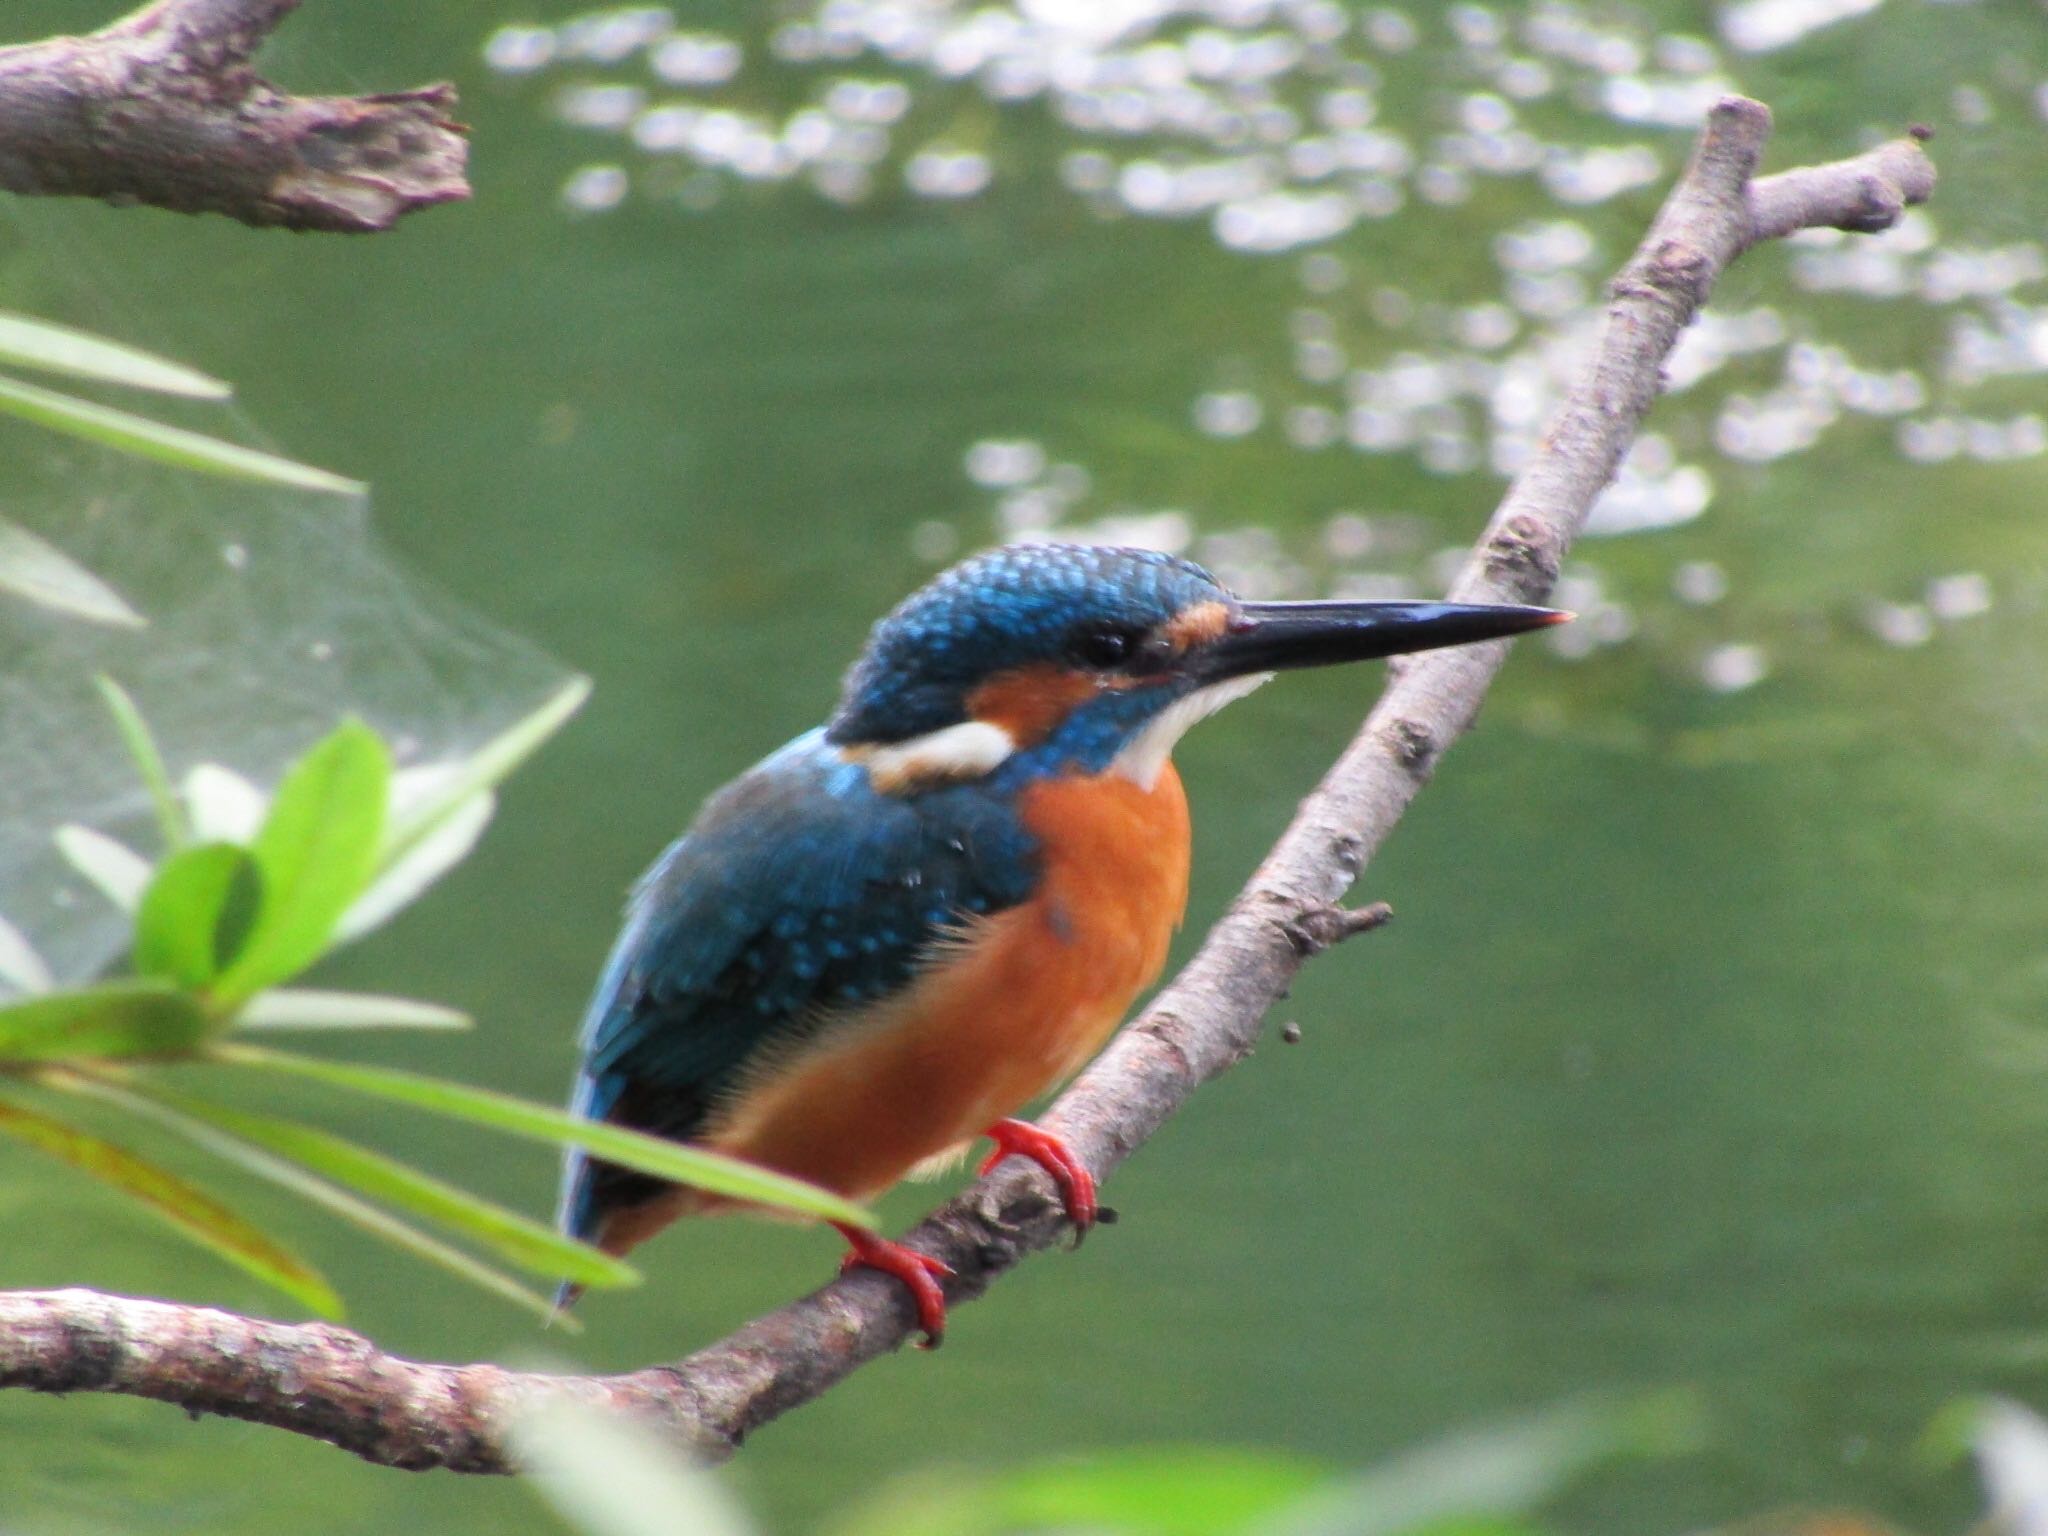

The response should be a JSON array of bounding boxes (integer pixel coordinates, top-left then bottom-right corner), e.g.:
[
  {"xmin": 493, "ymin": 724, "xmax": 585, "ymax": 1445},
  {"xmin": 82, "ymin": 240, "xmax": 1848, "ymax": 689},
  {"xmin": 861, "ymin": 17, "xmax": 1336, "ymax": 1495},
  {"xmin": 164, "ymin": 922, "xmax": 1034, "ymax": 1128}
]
[
  {"xmin": 858, "ymin": 719, "xmax": 1016, "ymax": 794},
  {"xmin": 1112, "ymin": 673, "xmax": 1273, "ymax": 789}
]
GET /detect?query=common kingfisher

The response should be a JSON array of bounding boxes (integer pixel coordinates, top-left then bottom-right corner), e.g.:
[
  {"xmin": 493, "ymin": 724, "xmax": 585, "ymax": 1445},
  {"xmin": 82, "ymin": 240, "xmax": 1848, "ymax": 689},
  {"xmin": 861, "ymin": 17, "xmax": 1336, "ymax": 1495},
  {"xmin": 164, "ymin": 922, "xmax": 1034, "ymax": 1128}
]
[{"xmin": 557, "ymin": 542, "xmax": 1561, "ymax": 1342}]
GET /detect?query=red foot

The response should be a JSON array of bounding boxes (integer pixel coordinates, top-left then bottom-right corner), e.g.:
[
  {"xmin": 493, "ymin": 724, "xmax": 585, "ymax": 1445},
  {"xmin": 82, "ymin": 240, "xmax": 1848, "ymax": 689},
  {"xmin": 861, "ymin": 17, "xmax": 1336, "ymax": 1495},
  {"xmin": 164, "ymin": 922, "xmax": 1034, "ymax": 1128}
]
[
  {"xmin": 979, "ymin": 1118, "xmax": 1097, "ymax": 1236},
  {"xmin": 833, "ymin": 1221, "xmax": 954, "ymax": 1348}
]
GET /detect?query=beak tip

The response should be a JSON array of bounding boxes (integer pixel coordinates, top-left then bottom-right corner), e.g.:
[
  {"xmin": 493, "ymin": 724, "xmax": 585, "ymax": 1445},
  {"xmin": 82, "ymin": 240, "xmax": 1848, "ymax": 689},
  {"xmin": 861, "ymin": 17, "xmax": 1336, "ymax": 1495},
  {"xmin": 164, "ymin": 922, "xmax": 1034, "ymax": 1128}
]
[{"xmin": 1202, "ymin": 597, "xmax": 1576, "ymax": 677}]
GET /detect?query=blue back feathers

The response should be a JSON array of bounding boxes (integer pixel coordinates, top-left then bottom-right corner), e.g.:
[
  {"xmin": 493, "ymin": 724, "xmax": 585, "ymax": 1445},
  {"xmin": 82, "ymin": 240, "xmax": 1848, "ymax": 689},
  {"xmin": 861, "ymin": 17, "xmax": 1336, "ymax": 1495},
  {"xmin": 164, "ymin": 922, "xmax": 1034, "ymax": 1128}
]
[
  {"xmin": 558, "ymin": 730, "xmax": 1038, "ymax": 1239},
  {"xmin": 559, "ymin": 543, "xmax": 1229, "ymax": 1244}
]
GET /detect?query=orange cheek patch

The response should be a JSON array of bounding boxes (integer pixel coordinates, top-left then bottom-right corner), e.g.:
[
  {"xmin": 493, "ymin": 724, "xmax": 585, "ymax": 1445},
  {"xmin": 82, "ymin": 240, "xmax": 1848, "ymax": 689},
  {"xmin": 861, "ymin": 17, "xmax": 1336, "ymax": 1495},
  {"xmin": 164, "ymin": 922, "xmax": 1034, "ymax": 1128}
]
[
  {"xmin": 1165, "ymin": 600, "xmax": 1231, "ymax": 652},
  {"xmin": 968, "ymin": 664, "xmax": 1105, "ymax": 745}
]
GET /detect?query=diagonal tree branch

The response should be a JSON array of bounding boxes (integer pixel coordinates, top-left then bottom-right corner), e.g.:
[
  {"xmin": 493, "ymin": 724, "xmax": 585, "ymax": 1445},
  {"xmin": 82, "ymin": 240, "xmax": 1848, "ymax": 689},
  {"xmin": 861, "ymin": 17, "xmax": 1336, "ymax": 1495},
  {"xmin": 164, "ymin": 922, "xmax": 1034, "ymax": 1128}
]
[
  {"xmin": 0, "ymin": 0, "xmax": 468, "ymax": 232},
  {"xmin": 0, "ymin": 98, "xmax": 1933, "ymax": 1470}
]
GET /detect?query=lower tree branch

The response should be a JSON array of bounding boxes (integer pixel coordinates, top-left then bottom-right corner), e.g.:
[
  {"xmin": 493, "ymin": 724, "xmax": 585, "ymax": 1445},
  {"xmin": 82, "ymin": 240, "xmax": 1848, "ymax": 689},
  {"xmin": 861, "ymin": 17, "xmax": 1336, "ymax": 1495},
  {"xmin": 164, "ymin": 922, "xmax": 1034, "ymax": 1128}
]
[
  {"xmin": 0, "ymin": 0, "xmax": 467, "ymax": 232},
  {"xmin": 0, "ymin": 98, "xmax": 1932, "ymax": 1468}
]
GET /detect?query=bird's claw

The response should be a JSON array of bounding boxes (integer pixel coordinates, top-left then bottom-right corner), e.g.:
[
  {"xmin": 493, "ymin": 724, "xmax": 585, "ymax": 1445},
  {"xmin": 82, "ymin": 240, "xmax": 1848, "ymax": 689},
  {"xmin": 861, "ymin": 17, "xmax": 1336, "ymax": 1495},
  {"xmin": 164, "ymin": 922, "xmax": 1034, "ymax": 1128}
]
[
  {"xmin": 833, "ymin": 1222, "xmax": 954, "ymax": 1347},
  {"xmin": 979, "ymin": 1118, "xmax": 1098, "ymax": 1241}
]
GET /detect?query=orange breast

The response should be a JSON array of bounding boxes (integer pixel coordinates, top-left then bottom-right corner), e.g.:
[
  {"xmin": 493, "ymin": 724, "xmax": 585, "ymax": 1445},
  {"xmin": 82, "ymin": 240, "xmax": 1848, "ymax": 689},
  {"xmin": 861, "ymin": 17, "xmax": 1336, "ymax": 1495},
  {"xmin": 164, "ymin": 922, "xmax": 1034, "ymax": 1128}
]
[{"xmin": 696, "ymin": 765, "xmax": 1192, "ymax": 1204}]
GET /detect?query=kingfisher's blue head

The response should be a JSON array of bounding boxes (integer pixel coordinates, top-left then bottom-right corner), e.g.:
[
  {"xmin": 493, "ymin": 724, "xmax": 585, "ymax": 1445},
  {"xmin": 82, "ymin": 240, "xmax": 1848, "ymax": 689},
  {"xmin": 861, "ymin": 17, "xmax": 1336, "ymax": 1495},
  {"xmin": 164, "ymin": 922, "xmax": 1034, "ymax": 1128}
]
[{"xmin": 826, "ymin": 542, "xmax": 1564, "ymax": 790}]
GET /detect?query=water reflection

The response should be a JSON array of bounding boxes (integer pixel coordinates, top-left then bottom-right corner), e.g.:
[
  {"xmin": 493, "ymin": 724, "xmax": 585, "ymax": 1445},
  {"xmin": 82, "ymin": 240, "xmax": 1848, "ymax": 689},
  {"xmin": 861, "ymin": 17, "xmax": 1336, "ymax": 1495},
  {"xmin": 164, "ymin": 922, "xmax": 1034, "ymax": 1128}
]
[{"xmin": 488, "ymin": 0, "xmax": 2046, "ymax": 705}]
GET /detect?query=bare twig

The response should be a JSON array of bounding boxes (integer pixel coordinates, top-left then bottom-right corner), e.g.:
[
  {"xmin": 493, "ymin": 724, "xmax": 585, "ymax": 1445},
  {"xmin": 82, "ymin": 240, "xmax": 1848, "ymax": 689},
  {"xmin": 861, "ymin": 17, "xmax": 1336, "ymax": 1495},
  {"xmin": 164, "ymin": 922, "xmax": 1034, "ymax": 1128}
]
[
  {"xmin": 0, "ymin": 99, "xmax": 1933, "ymax": 1469},
  {"xmin": 0, "ymin": 0, "xmax": 467, "ymax": 232},
  {"xmin": 1283, "ymin": 900, "xmax": 1394, "ymax": 956}
]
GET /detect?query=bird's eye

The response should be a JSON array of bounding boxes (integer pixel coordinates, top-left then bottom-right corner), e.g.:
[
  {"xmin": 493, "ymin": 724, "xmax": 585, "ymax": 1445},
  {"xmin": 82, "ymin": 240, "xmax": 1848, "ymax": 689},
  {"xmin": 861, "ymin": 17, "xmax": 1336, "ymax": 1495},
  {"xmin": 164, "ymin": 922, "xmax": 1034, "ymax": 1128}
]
[{"xmin": 1070, "ymin": 621, "xmax": 1143, "ymax": 670}]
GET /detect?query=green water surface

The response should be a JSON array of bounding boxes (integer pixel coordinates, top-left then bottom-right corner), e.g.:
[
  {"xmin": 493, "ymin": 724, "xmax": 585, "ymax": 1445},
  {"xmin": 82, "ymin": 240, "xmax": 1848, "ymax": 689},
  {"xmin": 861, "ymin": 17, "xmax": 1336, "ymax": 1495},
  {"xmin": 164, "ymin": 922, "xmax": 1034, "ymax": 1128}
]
[{"xmin": 3, "ymin": 1, "xmax": 2047, "ymax": 1531}]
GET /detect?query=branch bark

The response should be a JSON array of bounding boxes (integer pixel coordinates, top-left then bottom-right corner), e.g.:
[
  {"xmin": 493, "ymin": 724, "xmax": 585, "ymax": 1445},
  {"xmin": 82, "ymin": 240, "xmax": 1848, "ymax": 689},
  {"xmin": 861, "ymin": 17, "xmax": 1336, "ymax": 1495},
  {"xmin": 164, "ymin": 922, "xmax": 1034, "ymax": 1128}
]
[
  {"xmin": 0, "ymin": 99, "xmax": 1933, "ymax": 1469},
  {"xmin": 0, "ymin": 0, "xmax": 468, "ymax": 232}
]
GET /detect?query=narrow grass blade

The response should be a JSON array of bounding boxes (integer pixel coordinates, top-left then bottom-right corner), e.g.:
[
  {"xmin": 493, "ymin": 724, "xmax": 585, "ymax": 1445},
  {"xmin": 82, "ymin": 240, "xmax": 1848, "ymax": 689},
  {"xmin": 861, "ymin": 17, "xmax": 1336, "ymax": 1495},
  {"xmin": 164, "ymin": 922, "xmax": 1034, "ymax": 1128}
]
[
  {"xmin": 377, "ymin": 677, "xmax": 590, "ymax": 869},
  {"xmin": 53, "ymin": 824, "xmax": 150, "ymax": 911},
  {"xmin": 60, "ymin": 1071, "xmax": 567, "ymax": 1326},
  {"xmin": 512, "ymin": 1395, "xmax": 758, "ymax": 1536},
  {"xmin": 337, "ymin": 790, "xmax": 493, "ymax": 944},
  {"xmin": 0, "ymin": 913, "xmax": 54, "ymax": 996},
  {"xmin": 0, "ymin": 518, "xmax": 144, "ymax": 628},
  {"xmin": 0, "ymin": 1088, "xmax": 337, "ymax": 1314},
  {"xmin": 0, "ymin": 313, "xmax": 231, "ymax": 398},
  {"xmin": 236, "ymin": 990, "xmax": 470, "ymax": 1030},
  {"xmin": 213, "ymin": 1044, "xmax": 877, "ymax": 1229},
  {"xmin": 0, "ymin": 981, "xmax": 209, "ymax": 1062},
  {"xmin": 214, "ymin": 721, "xmax": 390, "ymax": 1002},
  {"xmin": 95, "ymin": 676, "xmax": 186, "ymax": 849},
  {"xmin": 120, "ymin": 1079, "xmax": 636, "ymax": 1290},
  {"xmin": 0, "ymin": 374, "xmax": 363, "ymax": 496},
  {"xmin": 1251, "ymin": 1394, "xmax": 1704, "ymax": 1536},
  {"xmin": 134, "ymin": 843, "xmax": 261, "ymax": 989}
]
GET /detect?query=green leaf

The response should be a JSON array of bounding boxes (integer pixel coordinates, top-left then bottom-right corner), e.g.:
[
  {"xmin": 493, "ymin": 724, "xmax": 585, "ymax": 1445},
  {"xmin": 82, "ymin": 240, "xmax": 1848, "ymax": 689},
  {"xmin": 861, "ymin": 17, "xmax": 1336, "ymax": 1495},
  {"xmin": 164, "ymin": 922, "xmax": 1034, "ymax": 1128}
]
[
  {"xmin": 0, "ymin": 1089, "xmax": 337, "ymax": 1314},
  {"xmin": 213, "ymin": 1043, "xmax": 878, "ymax": 1229},
  {"xmin": 95, "ymin": 676, "xmax": 186, "ymax": 850},
  {"xmin": 235, "ymin": 989, "xmax": 470, "ymax": 1030},
  {"xmin": 1250, "ymin": 1394, "xmax": 1704, "ymax": 1536},
  {"xmin": 1918, "ymin": 1395, "xmax": 1997, "ymax": 1471},
  {"xmin": 0, "ymin": 981, "xmax": 209, "ymax": 1062},
  {"xmin": 378, "ymin": 677, "xmax": 590, "ymax": 869},
  {"xmin": 0, "ymin": 373, "xmax": 363, "ymax": 496},
  {"xmin": 53, "ymin": 824, "xmax": 151, "ymax": 911},
  {"xmin": 134, "ymin": 843, "xmax": 261, "ymax": 990},
  {"xmin": 122, "ymin": 1080, "xmax": 637, "ymax": 1290},
  {"xmin": 214, "ymin": 720, "xmax": 391, "ymax": 1002},
  {"xmin": 0, "ymin": 312, "xmax": 231, "ymax": 398},
  {"xmin": 0, "ymin": 517, "xmax": 144, "ymax": 628},
  {"xmin": 511, "ymin": 1394, "xmax": 758, "ymax": 1536},
  {"xmin": 58, "ymin": 1071, "xmax": 567, "ymax": 1325},
  {"xmin": 1000, "ymin": 1451, "xmax": 1328, "ymax": 1536},
  {"xmin": 828, "ymin": 1451, "xmax": 1333, "ymax": 1536}
]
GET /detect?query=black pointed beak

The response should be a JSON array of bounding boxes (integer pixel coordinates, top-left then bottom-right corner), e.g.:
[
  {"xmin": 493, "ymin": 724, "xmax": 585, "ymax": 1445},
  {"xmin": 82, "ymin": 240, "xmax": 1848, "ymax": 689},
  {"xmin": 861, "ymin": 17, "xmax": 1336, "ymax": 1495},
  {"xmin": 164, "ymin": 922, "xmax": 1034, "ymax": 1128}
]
[{"xmin": 1192, "ymin": 599, "xmax": 1570, "ymax": 683}]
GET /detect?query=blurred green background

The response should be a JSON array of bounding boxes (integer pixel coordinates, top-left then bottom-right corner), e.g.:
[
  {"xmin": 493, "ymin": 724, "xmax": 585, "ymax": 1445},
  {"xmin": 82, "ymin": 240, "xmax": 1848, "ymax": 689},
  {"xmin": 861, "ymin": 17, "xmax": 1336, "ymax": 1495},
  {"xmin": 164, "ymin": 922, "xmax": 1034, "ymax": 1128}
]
[{"xmin": 2, "ymin": 0, "xmax": 2047, "ymax": 1531}]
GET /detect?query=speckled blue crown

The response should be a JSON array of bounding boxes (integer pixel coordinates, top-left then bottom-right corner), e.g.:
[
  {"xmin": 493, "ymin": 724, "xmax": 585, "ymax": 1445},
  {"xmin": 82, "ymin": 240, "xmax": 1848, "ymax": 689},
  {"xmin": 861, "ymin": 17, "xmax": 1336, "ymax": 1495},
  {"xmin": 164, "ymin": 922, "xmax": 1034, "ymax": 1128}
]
[{"xmin": 827, "ymin": 543, "xmax": 1229, "ymax": 744}]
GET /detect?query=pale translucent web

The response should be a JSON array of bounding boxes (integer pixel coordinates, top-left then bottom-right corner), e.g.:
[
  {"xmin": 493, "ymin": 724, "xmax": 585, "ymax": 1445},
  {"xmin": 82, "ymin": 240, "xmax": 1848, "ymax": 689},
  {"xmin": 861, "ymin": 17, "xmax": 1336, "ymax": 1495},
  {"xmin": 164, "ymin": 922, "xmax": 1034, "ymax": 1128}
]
[{"xmin": 0, "ymin": 215, "xmax": 573, "ymax": 992}]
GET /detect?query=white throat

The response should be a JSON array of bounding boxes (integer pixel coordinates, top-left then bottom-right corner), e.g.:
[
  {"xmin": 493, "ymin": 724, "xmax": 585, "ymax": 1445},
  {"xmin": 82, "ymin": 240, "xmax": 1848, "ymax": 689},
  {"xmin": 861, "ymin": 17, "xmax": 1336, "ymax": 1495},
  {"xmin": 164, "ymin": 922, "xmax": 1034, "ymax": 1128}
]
[{"xmin": 1112, "ymin": 673, "xmax": 1273, "ymax": 789}]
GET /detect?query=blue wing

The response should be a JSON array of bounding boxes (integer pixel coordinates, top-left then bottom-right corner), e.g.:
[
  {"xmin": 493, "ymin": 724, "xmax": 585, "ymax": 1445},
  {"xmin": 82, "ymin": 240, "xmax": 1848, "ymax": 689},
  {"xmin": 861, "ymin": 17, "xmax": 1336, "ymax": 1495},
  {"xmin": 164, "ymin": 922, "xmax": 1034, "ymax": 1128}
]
[{"xmin": 556, "ymin": 729, "xmax": 1039, "ymax": 1247}]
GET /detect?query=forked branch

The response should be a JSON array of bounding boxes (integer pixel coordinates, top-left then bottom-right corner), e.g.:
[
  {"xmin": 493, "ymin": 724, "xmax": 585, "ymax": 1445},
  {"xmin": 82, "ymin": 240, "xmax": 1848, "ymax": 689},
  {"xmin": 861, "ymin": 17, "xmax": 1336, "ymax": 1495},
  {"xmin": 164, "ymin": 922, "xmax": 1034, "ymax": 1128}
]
[
  {"xmin": 0, "ymin": 0, "xmax": 468, "ymax": 231},
  {"xmin": 0, "ymin": 99, "xmax": 1933, "ymax": 1468}
]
